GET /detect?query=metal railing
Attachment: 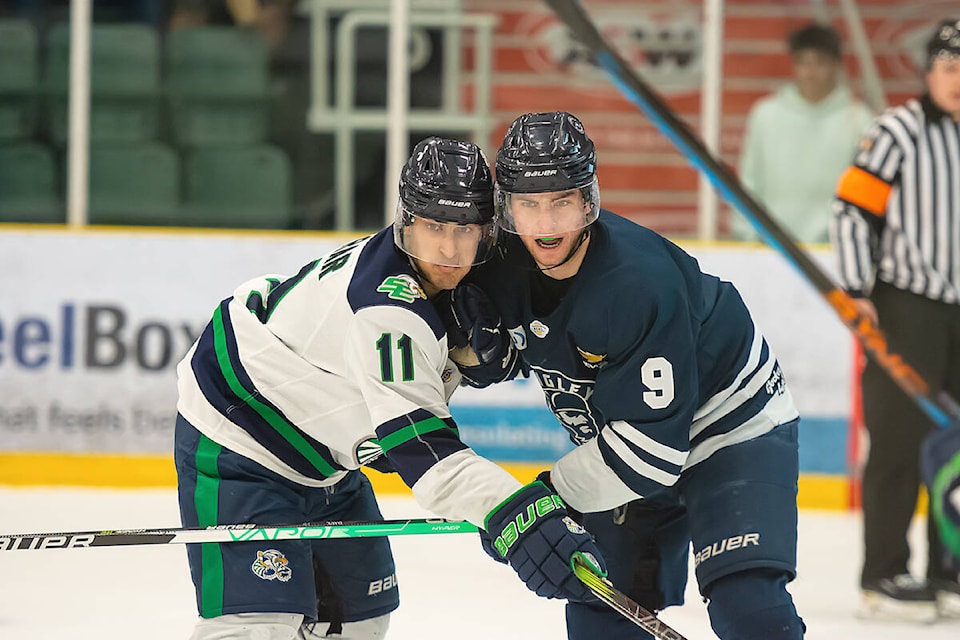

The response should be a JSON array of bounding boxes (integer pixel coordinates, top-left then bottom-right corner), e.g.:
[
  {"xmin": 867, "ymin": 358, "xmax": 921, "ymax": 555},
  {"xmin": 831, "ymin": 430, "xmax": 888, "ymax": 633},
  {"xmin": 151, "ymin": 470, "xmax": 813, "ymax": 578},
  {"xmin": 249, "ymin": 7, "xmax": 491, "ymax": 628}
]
[{"xmin": 306, "ymin": 0, "xmax": 497, "ymax": 230}]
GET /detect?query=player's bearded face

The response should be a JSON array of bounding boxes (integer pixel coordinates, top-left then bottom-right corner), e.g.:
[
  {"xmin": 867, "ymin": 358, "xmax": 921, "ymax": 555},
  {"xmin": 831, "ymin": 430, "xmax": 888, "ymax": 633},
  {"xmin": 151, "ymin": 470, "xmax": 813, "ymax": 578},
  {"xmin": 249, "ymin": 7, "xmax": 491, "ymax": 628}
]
[
  {"xmin": 507, "ymin": 190, "xmax": 591, "ymax": 268},
  {"xmin": 406, "ymin": 216, "xmax": 478, "ymax": 293}
]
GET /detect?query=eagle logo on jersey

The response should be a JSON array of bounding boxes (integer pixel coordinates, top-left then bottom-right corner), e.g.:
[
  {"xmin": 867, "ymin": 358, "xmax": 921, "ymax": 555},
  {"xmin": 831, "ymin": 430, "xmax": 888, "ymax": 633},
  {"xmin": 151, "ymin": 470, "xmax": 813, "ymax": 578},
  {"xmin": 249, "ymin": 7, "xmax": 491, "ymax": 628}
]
[
  {"xmin": 529, "ymin": 320, "xmax": 550, "ymax": 339},
  {"xmin": 377, "ymin": 274, "xmax": 426, "ymax": 303},
  {"xmin": 251, "ymin": 549, "xmax": 292, "ymax": 582},
  {"xmin": 576, "ymin": 347, "xmax": 606, "ymax": 369}
]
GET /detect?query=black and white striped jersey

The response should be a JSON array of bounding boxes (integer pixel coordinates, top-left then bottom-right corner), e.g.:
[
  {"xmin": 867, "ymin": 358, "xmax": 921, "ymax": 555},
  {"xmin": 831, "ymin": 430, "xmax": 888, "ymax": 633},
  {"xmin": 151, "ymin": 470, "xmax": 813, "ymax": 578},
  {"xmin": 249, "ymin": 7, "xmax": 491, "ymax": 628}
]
[
  {"xmin": 177, "ymin": 228, "xmax": 521, "ymax": 527},
  {"xmin": 833, "ymin": 95, "xmax": 960, "ymax": 304}
]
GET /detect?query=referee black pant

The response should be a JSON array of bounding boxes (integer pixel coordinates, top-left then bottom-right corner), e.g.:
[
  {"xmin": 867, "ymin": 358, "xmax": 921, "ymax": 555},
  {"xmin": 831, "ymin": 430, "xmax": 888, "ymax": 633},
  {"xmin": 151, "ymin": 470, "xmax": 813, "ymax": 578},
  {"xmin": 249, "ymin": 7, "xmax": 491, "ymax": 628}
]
[{"xmin": 860, "ymin": 281, "xmax": 960, "ymax": 586}]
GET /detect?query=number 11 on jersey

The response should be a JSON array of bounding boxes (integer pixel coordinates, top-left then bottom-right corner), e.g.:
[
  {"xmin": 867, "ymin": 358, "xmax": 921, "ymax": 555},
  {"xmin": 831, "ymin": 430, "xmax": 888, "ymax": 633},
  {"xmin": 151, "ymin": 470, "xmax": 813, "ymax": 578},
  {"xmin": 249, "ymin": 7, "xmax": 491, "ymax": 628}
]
[{"xmin": 377, "ymin": 333, "xmax": 415, "ymax": 382}]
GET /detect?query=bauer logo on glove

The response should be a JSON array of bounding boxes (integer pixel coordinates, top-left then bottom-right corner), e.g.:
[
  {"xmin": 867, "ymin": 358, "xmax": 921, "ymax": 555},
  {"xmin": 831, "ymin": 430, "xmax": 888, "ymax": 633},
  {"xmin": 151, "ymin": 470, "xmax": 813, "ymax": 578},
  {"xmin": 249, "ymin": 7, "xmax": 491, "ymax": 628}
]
[
  {"xmin": 493, "ymin": 493, "xmax": 566, "ymax": 558},
  {"xmin": 483, "ymin": 481, "xmax": 608, "ymax": 602}
]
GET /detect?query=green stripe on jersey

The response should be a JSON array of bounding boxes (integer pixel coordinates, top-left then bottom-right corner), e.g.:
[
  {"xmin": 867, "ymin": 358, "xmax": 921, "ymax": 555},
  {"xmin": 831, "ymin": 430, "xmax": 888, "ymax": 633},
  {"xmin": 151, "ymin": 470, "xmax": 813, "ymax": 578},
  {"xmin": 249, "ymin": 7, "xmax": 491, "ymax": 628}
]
[
  {"xmin": 211, "ymin": 305, "xmax": 337, "ymax": 478},
  {"xmin": 195, "ymin": 434, "xmax": 224, "ymax": 618},
  {"xmin": 378, "ymin": 415, "xmax": 456, "ymax": 453}
]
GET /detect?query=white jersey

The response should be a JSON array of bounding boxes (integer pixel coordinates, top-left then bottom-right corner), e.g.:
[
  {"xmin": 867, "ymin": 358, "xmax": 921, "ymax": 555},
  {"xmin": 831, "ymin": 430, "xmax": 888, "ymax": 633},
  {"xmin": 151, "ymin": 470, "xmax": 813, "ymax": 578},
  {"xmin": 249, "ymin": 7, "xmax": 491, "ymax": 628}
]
[{"xmin": 177, "ymin": 229, "xmax": 520, "ymax": 527}]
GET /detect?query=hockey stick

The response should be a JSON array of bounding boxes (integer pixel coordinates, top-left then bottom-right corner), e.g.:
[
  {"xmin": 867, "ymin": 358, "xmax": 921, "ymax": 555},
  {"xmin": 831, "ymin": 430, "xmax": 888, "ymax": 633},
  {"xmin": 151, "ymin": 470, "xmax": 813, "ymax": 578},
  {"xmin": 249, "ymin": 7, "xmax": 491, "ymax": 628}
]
[
  {"xmin": 0, "ymin": 518, "xmax": 479, "ymax": 551},
  {"xmin": 572, "ymin": 554, "xmax": 689, "ymax": 640},
  {"xmin": 542, "ymin": 0, "xmax": 960, "ymax": 430}
]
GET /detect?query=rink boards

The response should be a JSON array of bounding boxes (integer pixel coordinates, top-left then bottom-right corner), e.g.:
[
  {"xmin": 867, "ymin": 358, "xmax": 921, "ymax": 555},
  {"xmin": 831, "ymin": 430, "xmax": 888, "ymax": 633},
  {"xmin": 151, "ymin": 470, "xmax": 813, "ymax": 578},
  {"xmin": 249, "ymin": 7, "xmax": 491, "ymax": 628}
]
[{"xmin": 0, "ymin": 225, "xmax": 858, "ymax": 509}]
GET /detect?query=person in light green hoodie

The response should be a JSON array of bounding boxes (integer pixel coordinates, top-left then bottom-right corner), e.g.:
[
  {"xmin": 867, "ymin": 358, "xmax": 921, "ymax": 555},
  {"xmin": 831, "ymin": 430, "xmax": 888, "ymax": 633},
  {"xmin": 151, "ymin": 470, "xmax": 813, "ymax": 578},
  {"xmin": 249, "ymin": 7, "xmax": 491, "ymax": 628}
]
[{"xmin": 734, "ymin": 23, "xmax": 874, "ymax": 244}]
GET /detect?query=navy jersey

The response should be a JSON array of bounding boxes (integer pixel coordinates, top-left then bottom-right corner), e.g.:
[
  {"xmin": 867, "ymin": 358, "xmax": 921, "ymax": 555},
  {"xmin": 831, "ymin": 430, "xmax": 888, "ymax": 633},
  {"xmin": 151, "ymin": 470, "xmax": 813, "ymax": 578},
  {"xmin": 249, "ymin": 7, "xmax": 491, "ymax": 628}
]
[
  {"xmin": 469, "ymin": 211, "xmax": 799, "ymax": 512},
  {"xmin": 177, "ymin": 228, "xmax": 521, "ymax": 527}
]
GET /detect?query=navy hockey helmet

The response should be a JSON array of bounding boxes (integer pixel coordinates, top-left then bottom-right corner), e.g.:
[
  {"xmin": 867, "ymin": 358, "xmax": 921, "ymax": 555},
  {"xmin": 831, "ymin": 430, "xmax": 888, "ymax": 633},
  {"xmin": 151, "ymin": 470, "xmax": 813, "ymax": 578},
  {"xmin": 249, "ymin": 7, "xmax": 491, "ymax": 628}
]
[
  {"xmin": 495, "ymin": 112, "xmax": 600, "ymax": 235},
  {"xmin": 394, "ymin": 136, "xmax": 498, "ymax": 267}
]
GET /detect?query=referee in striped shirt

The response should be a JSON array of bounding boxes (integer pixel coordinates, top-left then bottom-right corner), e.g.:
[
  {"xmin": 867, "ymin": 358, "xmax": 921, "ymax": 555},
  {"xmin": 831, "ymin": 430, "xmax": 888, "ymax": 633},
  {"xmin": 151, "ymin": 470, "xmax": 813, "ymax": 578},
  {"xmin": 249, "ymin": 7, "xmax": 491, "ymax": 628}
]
[{"xmin": 832, "ymin": 18, "xmax": 960, "ymax": 622}]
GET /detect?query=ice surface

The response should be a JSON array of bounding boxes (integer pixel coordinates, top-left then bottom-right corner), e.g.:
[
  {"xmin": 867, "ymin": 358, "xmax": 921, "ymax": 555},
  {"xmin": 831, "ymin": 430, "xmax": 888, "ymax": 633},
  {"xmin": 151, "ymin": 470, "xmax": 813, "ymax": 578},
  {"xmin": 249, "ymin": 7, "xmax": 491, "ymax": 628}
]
[{"xmin": 0, "ymin": 487, "xmax": 956, "ymax": 639}]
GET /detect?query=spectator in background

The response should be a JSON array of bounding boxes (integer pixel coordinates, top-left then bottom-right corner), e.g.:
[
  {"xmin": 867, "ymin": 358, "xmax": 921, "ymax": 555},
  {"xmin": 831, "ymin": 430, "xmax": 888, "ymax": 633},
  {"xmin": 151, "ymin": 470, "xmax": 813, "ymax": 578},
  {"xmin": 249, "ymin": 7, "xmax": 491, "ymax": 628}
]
[
  {"xmin": 167, "ymin": 0, "xmax": 259, "ymax": 30},
  {"xmin": 832, "ymin": 17, "xmax": 960, "ymax": 623},
  {"xmin": 166, "ymin": 0, "xmax": 294, "ymax": 46},
  {"xmin": 735, "ymin": 23, "xmax": 873, "ymax": 243}
]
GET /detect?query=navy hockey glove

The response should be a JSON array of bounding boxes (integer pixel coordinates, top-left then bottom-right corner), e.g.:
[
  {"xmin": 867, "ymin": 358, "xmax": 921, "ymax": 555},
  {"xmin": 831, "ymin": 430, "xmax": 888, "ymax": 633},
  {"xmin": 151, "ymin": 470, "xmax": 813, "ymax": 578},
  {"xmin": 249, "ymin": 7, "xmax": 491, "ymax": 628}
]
[
  {"xmin": 448, "ymin": 282, "xmax": 510, "ymax": 367},
  {"xmin": 484, "ymin": 481, "xmax": 606, "ymax": 602},
  {"xmin": 477, "ymin": 479, "xmax": 571, "ymax": 563}
]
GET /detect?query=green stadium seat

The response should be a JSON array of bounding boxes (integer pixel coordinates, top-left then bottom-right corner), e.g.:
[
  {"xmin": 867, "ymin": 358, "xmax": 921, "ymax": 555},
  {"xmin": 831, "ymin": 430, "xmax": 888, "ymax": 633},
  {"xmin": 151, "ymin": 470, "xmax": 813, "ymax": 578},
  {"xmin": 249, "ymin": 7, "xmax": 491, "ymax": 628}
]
[
  {"xmin": 165, "ymin": 26, "xmax": 270, "ymax": 147},
  {"xmin": 44, "ymin": 22, "xmax": 161, "ymax": 144},
  {"xmin": 183, "ymin": 145, "xmax": 292, "ymax": 228},
  {"xmin": 88, "ymin": 143, "xmax": 180, "ymax": 226},
  {"xmin": 0, "ymin": 142, "xmax": 61, "ymax": 223},
  {"xmin": 0, "ymin": 20, "xmax": 40, "ymax": 140}
]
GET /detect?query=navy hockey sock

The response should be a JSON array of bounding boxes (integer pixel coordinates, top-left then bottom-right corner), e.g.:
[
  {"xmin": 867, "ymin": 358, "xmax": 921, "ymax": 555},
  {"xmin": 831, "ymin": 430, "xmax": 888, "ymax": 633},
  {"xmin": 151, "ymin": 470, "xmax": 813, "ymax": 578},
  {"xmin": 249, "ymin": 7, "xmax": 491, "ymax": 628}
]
[{"xmin": 705, "ymin": 568, "xmax": 805, "ymax": 639}]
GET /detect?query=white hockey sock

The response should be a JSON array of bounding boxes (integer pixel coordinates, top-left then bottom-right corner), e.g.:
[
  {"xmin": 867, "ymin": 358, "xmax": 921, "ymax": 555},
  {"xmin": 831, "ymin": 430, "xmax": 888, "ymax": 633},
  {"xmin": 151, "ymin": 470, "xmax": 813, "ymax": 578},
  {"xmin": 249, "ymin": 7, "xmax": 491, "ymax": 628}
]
[{"xmin": 190, "ymin": 612, "xmax": 303, "ymax": 640}]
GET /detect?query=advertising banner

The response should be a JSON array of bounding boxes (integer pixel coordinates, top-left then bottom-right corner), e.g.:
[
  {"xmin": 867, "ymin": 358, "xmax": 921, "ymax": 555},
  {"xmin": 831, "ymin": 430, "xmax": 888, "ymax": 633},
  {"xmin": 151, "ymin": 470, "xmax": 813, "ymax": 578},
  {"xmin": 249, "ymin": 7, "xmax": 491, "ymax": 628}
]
[{"xmin": 1, "ymin": 228, "xmax": 851, "ymax": 471}]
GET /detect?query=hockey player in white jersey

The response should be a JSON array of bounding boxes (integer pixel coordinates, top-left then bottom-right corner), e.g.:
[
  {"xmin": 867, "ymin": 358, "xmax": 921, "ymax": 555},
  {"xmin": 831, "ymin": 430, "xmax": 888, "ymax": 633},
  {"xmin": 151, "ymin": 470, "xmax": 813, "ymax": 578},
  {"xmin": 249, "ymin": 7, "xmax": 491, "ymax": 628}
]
[{"xmin": 174, "ymin": 137, "xmax": 606, "ymax": 639}]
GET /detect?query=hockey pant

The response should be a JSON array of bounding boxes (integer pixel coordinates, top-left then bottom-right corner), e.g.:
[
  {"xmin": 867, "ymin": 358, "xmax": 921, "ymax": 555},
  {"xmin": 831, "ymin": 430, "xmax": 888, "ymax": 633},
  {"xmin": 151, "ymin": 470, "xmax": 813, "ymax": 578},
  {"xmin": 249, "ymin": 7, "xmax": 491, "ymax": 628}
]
[
  {"xmin": 175, "ymin": 416, "xmax": 399, "ymax": 633},
  {"xmin": 566, "ymin": 422, "xmax": 804, "ymax": 639}
]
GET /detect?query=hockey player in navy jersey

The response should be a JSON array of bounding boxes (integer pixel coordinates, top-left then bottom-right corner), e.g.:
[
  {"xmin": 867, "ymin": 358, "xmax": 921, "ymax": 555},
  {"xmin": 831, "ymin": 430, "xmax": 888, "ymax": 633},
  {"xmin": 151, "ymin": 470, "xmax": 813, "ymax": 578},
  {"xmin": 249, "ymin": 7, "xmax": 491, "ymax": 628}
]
[
  {"xmin": 174, "ymin": 136, "xmax": 606, "ymax": 640},
  {"xmin": 443, "ymin": 112, "xmax": 806, "ymax": 639}
]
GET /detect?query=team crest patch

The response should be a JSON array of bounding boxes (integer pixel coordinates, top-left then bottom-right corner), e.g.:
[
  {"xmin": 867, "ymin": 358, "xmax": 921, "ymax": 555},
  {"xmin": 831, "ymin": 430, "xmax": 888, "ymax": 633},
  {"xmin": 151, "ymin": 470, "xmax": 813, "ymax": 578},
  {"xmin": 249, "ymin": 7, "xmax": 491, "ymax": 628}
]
[
  {"xmin": 529, "ymin": 320, "xmax": 549, "ymax": 338},
  {"xmin": 576, "ymin": 347, "xmax": 606, "ymax": 369},
  {"xmin": 251, "ymin": 549, "xmax": 292, "ymax": 582},
  {"xmin": 441, "ymin": 366, "xmax": 455, "ymax": 383},
  {"xmin": 377, "ymin": 274, "xmax": 426, "ymax": 303},
  {"xmin": 532, "ymin": 366, "xmax": 601, "ymax": 444}
]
